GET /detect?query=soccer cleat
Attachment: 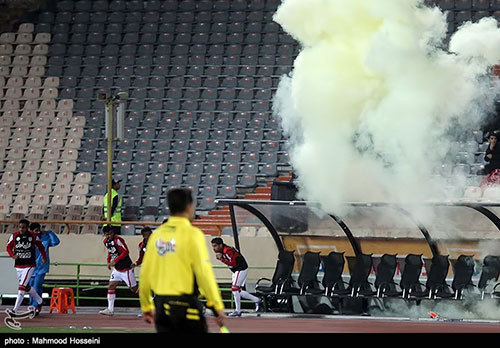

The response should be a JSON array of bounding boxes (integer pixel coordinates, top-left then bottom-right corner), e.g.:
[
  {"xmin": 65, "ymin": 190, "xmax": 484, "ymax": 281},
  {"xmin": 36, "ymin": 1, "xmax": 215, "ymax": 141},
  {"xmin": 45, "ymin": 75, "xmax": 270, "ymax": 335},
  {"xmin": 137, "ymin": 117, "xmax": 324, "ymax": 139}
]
[
  {"xmin": 228, "ymin": 311, "xmax": 242, "ymax": 317},
  {"xmin": 99, "ymin": 309, "xmax": 114, "ymax": 316},
  {"xmin": 255, "ymin": 300, "xmax": 264, "ymax": 313}
]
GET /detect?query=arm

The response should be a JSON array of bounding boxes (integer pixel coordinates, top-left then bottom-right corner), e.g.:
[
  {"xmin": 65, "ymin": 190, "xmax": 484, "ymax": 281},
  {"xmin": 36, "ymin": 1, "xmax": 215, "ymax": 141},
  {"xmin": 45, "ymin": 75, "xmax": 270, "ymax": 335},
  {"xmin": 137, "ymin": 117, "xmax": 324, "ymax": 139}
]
[
  {"xmin": 113, "ymin": 237, "xmax": 130, "ymax": 264},
  {"xmin": 138, "ymin": 239, "xmax": 154, "ymax": 314},
  {"xmin": 220, "ymin": 247, "xmax": 239, "ymax": 268},
  {"xmin": 6, "ymin": 234, "xmax": 16, "ymax": 258},
  {"xmin": 485, "ymin": 147, "xmax": 493, "ymax": 161},
  {"xmin": 135, "ymin": 248, "xmax": 145, "ymax": 267},
  {"xmin": 110, "ymin": 195, "xmax": 119, "ymax": 216},
  {"xmin": 47, "ymin": 230, "xmax": 60, "ymax": 247},
  {"xmin": 104, "ymin": 239, "xmax": 111, "ymax": 264},
  {"xmin": 35, "ymin": 238, "xmax": 47, "ymax": 262}
]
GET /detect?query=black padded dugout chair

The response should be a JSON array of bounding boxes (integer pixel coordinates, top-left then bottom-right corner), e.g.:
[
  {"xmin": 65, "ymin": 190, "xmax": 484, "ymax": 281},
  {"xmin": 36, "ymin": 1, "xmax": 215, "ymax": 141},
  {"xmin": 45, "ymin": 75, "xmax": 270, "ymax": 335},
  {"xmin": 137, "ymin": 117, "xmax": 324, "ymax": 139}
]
[
  {"xmin": 296, "ymin": 251, "xmax": 322, "ymax": 295},
  {"xmin": 424, "ymin": 254, "xmax": 452, "ymax": 299},
  {"xmin": 321, "ymin": 251, "xmax": 350, "ymax": 297},
  {"xmin": 374, "ymin": 254, "xmax": 401, "ymax": 298},
  {"xmin": 478, "ymin": 255, "xmax": 500, "ymax": 299},
  {"xmin": 399, "ymin": 254, "xmax": 427, "ymax": 299},
  {"xmin": 346, "ymin": 253, "xmax": 376, "ymax": 297},
  {"xmin": 447, "ymin": 255, "xmax": 475, "ymax": 300},
  {"xmin": 255, "ymin": 250, "xmax": 295, "ymax": 311}
]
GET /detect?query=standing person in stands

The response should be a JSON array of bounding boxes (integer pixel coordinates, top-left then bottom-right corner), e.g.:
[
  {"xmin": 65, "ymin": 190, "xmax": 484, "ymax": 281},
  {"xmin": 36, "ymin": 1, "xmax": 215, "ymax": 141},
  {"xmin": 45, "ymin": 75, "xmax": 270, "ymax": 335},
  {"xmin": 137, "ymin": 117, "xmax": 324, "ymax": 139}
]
[
  {"xmin": 99, "ymin": 225, "xmax": 138, "ymax": 316},
  {"xmin": 132, "ymin": 226, "xmax": 152, "ymax": 268},
  {"xmin": 211, "ymin": 237, "xmax": 262, "ymax": 317},
  {"xmin": 139, "ymin": 188, "xmax": 225, "ymax": 333},
  {"xmin": 485, "ymin": 132, "xmax": 500, "ymax": 175},
  {"xmin": 103, "ymin": 179, "xmax": 122, "ymax": 235},
  {"xmin": 28, "ymin": 223, "xmax": 60, "ymax": 316},
  {"xmin": 6, "ymin": 219, "xmax": 46, "ymax": 314}
]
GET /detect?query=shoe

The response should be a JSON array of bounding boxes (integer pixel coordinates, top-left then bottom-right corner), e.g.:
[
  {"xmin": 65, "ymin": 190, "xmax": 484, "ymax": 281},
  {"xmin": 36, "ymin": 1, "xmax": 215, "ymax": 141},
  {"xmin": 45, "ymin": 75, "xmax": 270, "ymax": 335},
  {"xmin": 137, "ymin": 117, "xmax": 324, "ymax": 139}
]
[
  {"xmin": 255, "ymin": 300, "xmax": 263, "ymax": 313},
  {"xmin": 35, "ymin": 305, "xmax": 42, "ymax": 316},
  {"xmin": 6, "ymin": 309, "xmax": 16, "ymax": 316},
  {"xmin": 228, "ymin": 311, "xmax": 241, "ymax": 317},
  {"xmin": 99, "ymin": 309, "xmax": 114, "ymax": 316}
]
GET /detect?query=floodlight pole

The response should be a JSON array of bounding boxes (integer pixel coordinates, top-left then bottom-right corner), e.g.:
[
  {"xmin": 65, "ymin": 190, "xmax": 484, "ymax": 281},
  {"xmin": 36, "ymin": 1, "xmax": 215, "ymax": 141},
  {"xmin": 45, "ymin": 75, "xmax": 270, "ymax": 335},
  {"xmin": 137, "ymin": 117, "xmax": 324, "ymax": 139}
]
[{"xmin": 106, "ymin": 100, "xmax": 114, "ymax": 225}]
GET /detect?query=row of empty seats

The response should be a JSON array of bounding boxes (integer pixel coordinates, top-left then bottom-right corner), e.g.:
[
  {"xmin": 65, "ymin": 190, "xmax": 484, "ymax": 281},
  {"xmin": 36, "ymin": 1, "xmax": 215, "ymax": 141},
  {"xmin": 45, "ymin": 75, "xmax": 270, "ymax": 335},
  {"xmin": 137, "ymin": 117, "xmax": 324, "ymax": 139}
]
[
  {"xmin": 0, "ymin": 20, "xmax": 91, "ymax": 224},
  {"xmin": 52, "ymin": 0, "xmax": 281, "ymax": 12}
]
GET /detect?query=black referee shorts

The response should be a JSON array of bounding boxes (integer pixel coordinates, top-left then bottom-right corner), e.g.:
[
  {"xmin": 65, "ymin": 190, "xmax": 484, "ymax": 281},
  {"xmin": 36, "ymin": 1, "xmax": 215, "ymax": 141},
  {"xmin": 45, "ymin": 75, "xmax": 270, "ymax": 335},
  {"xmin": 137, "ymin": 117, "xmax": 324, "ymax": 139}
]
[{"xmin": 153, "ymin": 295, "xmax": 208, "ymax": 333}]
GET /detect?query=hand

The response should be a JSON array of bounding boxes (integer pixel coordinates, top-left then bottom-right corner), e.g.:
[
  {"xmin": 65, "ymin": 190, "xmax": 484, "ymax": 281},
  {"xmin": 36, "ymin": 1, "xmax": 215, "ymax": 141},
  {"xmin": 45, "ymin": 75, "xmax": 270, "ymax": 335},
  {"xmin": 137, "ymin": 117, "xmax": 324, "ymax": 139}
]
[
  {"xmin": 12, "ymin": 254, "xmax": 19, "ymax": 260},
  {"xmin": 107, "ymin": 263, "xmax": 112, "ymax": 270},
  {"xmin": 215, "ymin": 252, "xmax": 222, "ymax": 261},
  {"xmin": 131, "ymin": 263, "xmax": 136, "ymax": 269},
  {"xmin": 143, "ymin": 310, "xmax": 155, "ymax": 324},
  {"xmin": 215, "ymin": 309, "xmax": 226, "ymax": 328},
  {"xmin": 487, "ymin": 154, "xmax": 493, "ymax": 159},
  {"xmin": 41, "ymin": 258, "xmax": 47, "ymax": 264}
]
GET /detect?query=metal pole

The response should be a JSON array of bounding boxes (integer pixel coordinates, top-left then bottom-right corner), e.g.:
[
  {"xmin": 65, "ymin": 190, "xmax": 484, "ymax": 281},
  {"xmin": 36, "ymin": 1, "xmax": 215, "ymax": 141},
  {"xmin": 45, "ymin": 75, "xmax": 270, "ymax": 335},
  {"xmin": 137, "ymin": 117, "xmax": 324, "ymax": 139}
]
[
  {"xmin": 229, "ymin": 204, "xmax": 240, "ymax": 251},
  {"xmin": 106, "ymin": 101, "xmax": 114, "ymax": 225},
  {"xmin": 76, "ymin": 264, "xmax": 80, "ymax": 306}
]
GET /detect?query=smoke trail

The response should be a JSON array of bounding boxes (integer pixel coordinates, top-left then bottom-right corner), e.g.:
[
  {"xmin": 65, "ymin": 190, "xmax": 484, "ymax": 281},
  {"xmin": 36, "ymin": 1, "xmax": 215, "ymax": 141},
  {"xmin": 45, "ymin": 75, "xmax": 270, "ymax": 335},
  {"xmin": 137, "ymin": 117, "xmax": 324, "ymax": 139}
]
[{"xmin": 272, "ymin": 0, "xmax": 500, "ymax": 216}]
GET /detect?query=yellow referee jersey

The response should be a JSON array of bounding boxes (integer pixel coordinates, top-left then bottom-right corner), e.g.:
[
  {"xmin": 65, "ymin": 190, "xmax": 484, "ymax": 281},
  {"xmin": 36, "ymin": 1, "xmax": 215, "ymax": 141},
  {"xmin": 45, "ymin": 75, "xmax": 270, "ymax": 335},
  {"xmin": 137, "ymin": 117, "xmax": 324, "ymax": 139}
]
[{"xmin": 139, "ymin": 216, "xmax": 224, "ymax": 312}]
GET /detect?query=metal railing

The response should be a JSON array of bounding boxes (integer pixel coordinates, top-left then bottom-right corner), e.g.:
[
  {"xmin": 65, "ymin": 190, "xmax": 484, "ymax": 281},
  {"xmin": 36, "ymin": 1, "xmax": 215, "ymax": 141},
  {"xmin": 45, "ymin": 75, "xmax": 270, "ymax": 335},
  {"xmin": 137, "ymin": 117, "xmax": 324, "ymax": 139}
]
[
  {"xmin": 0, "ymin": 219, "xmax": 233, "ymax": 234},
  {"xmin": 44, "ymin": 262, "xmax": 274, "ymax": 309}
]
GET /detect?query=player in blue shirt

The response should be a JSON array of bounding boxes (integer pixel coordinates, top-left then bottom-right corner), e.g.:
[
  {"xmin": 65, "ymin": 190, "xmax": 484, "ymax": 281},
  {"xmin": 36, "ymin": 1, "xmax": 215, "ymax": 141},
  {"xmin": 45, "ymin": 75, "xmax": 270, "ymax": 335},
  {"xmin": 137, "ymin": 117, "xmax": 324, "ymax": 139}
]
[{"xmin": 28, "ymin": 223, "xmax": 60, "ymax": 315}]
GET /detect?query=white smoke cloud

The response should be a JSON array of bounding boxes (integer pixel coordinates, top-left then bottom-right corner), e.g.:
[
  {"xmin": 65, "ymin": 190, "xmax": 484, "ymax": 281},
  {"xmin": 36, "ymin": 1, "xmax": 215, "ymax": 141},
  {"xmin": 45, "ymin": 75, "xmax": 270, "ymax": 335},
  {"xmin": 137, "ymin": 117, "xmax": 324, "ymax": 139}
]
[
  {"xmin": 272, "ymin": 0, "xmax": 500, "ymax": 215},
  {"xmin": 272, "ymin": 0, "xmax": 500, "ymax": 320}
]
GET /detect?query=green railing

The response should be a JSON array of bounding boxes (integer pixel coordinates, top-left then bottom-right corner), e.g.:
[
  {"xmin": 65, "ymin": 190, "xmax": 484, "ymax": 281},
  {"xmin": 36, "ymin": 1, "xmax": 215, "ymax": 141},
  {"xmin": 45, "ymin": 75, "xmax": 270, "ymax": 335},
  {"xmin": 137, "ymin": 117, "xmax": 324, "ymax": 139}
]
[{"xmin": 44, "ymin": 262, "xmax": 274, "ymax": 309}]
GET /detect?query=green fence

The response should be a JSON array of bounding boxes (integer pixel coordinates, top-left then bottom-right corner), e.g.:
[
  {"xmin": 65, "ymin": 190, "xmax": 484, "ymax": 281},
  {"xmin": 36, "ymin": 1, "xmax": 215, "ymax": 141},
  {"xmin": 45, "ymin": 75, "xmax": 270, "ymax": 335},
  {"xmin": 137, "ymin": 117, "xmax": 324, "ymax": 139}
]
[{"xmin": 44, "ymin": 262, "xmax": 274, "ymax": 309}]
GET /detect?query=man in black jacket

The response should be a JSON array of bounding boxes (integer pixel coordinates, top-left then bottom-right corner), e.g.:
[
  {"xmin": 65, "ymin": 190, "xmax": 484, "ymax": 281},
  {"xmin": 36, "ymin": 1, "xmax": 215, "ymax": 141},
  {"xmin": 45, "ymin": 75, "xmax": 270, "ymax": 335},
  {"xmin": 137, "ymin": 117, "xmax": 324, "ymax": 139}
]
[{"xmin": 485, "ymin": 132, "xmax": 500, "ymax": 175}]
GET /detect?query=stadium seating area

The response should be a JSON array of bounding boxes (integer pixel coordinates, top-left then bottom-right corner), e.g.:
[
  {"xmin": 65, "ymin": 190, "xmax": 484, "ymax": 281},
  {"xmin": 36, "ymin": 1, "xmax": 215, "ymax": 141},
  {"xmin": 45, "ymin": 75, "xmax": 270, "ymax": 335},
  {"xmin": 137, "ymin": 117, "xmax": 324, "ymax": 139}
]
[{"xmin": 0, "ymin": 0, "xmax": 498, "ymax": 234}]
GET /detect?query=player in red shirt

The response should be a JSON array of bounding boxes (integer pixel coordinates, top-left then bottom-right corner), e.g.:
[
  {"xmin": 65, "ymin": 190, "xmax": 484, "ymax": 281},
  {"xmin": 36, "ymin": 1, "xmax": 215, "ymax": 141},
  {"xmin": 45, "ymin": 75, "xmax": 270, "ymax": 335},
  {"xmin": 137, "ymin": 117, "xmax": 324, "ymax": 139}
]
[
  {"xmin": 211, "ymin": 237, "xmax": 262, "ymax": 317},
  {"xmin": 6, "ymin": 219, "xmax": 47, "ymax": 314},
  {"xmin": 99, "ymin": 225, "xmax": 138, "ymax": 316},
  {"xmin": 132, "ymin": 227, "xmax": 152, "ymax": 269}
]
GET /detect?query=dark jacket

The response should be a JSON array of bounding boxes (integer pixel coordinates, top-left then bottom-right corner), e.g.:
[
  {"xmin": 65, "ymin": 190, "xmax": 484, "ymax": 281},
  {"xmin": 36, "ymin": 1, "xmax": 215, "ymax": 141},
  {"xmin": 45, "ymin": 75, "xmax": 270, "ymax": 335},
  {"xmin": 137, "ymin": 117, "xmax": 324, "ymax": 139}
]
[{"xmin": 485, "ymin": 143, "xmax": 500, "ymax": 174}]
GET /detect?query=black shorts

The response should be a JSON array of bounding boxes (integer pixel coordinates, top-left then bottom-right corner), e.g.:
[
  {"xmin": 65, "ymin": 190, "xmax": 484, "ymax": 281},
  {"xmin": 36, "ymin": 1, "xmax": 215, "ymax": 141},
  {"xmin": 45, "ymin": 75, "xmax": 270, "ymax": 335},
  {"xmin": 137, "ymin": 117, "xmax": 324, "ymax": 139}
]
[{"xmin": 153, "ymin": 295, "xmax": 208, "ymax": 333}]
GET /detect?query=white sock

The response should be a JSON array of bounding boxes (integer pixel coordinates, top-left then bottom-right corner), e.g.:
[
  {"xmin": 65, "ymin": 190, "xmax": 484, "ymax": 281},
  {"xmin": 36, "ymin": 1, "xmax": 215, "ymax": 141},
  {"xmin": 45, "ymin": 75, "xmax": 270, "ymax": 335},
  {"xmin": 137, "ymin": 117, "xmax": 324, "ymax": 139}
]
[
  {"xmin": 28, "ymin": 287, "xmax": 43, "ymax": 305},
  {"xmin": 13, "ymin": 290, "xmax": 26, "ymax": 312},
  {"xmin": 232, "ymin": 291, "xmax": 241, "ymax": 312},
  {"xmin": 107, "ymin": 291, "xmax": 116, "ymax": 312},
  {"xmin": 240, "ymin": 290, "xmax": 260, "ymax": 304}
]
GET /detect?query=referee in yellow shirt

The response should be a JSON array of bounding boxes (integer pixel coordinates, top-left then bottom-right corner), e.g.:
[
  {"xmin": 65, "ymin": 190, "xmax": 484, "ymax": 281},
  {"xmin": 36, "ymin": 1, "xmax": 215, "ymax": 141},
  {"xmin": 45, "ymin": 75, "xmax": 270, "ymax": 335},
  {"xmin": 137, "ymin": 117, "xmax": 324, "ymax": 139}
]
[{"xmin": 139, "ymin": 188, "xmax": 226, "ymax": 332}]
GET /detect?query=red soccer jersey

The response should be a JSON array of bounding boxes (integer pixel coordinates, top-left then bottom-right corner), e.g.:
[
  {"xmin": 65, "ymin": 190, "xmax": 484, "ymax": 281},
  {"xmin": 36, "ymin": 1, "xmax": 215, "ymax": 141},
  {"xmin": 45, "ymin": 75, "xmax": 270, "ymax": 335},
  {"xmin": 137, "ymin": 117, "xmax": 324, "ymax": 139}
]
[
  {"xmin": 6, "ymin": 231, "xmax": 46, "ymax": 268},
  {"xmin": 219, "ymin": 245, "xmax": 248, "ymax": 273},
  {"xmin": 103, "ymin": 235, "xmax": 132, "ymax": 271}
]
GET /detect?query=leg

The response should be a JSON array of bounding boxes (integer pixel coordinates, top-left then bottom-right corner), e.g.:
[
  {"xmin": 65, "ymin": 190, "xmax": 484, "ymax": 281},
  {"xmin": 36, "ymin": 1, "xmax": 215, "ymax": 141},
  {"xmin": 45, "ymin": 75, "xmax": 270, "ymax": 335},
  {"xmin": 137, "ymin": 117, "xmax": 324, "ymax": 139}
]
[
  {"xmin": 30, "ymin": 273, "xmax": 45, "ymax": 309},
  {"xmin": 14, "ymin": 267, "xmax": 35, "ymax": 312},
  {"xmin": 106, "ymin": 281, "xmax": 119, "ymax": 313},
  {"xmin": 231, "ymin": 271, "xmax": 242, "ymax": 315},
  {"xmin": 125, "ymin": 269, "xmax": 138, "ymax": 294},
  {"xmin": 232, "ymin": 269, "xmax": 261, "ymax": 312},
  {"xmin": 28, "ymin": 274, "xmax": 36, "ymax": 308},
  {"xmin": 100, "ymin": 269, "xmax": 120, "ymax": 315}
]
